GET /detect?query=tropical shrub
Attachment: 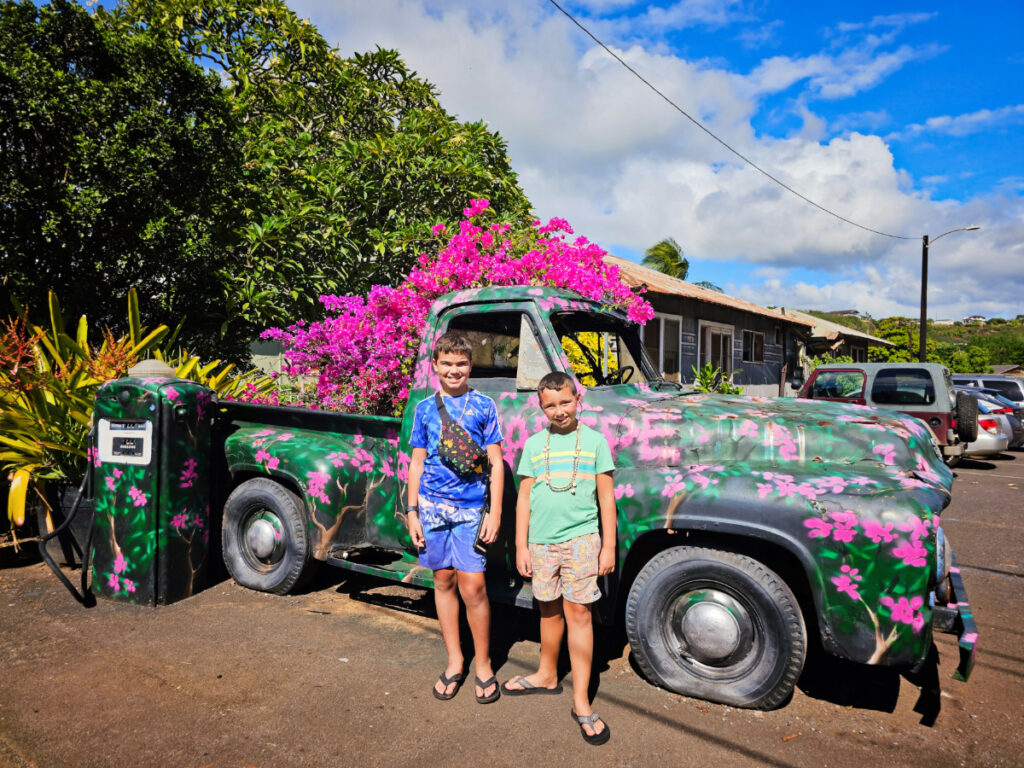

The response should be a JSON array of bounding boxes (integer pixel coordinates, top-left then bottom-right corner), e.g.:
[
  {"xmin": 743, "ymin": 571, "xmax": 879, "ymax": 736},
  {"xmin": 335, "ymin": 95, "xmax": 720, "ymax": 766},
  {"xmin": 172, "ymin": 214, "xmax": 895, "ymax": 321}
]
[
  {"xmin": 1, "ymin": 290, "xmax": 275, "ymax": 528},
  {"xmin": 263, "ymin": 200, "xmax": 654, "ymax": 416},
  {"xmin": 690, "ymin": 362, "xmax": 744, "ymax": 395}
]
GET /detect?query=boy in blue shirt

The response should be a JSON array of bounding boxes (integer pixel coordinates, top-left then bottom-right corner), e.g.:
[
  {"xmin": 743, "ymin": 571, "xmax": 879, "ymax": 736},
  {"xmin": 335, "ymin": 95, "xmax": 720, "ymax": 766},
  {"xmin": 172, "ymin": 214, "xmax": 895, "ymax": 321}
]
[
  {"xmin": 406, "ymin": 332, "xmax": 504, "ymax": 703},
  {"xmin": 503, "ymin": 371, "xmax": 616, "ymax": 745}
]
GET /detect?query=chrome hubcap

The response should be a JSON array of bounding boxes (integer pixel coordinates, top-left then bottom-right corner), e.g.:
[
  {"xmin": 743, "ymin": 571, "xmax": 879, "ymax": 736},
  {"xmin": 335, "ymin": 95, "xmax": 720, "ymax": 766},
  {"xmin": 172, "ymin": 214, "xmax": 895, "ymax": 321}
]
[
  {"xmin": 670, "ymin": 588, "xmax": 754, "ymax": 668},
  {"xmin": 243, "ymin": 510, "xmax": 285, "ymax": 566}
]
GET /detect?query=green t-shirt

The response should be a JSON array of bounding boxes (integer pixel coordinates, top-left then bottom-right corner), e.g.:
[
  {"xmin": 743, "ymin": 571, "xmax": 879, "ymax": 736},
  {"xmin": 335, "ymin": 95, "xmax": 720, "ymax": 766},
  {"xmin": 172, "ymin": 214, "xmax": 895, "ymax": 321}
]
[{"xmin": 516, "ymin": 424, "xmax": 615, "ymax": 544}]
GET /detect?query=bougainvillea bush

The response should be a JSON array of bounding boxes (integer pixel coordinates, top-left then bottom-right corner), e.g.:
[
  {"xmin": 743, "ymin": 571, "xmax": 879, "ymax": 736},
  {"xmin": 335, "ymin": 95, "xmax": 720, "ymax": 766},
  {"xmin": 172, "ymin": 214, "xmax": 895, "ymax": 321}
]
[{"xmin": 261, "ymin": 200, "xmax": 653, "ymax": 415}]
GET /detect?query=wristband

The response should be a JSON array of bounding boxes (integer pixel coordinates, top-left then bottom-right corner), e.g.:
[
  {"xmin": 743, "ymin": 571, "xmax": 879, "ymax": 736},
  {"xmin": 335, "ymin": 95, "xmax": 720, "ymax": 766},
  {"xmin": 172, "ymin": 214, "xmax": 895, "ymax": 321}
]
[{"xmin": 407, "ymin": 504, "xmax": 419, "ymax": 513}]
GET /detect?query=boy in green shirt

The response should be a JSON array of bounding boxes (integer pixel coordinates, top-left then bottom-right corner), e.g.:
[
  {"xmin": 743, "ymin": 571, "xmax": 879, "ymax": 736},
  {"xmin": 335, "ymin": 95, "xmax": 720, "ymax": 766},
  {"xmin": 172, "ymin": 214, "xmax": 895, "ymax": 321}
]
[{"xmin": 501, "ymin": 371, "xmax": 616, "ymax": 745}]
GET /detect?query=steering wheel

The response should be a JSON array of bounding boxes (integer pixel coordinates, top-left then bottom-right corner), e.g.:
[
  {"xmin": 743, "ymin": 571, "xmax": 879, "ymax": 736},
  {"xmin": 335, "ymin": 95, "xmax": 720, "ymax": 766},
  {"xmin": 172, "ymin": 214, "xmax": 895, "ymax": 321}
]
[{"xmin": 603, "ymin": 365, "xmax": 635, "ymax": 385}]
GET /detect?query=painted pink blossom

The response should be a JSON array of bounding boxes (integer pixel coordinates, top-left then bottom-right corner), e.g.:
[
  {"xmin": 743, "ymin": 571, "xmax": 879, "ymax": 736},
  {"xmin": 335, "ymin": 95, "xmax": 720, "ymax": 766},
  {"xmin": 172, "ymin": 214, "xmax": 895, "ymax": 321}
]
[
  {"xmin": 128, "ymin": 487, "xmax": 147, "ymax": 507},
  {"xmin": 614, "ymin": 484, "xmax": 634, "ymax": 500},
  {"xmin": 880, "ymin": 595, "xmax": 926, "ymax": 632},
  {"xmin": 350, "ymin": 448, "xmax": 375, "ymax": 472},
  {"xmin": 164, "ymin": 387, "xmax": 179, "ymax": 402},
  {"xmin": 107, "ymin": 573, "xmax": 120, "ymax": 592},
  {"xmin": 105, "ymin": 476, "xmax": 116, "ymax": 492},
  {"xmin": 804, "ymin": 518, "xmax": 833, "ymax": 539},
  {"xmin": 830, "ymin": 564, "xmax": 863, "ymax": 600},
  {"xmin": 899, "ymin": 516, "xmax": 931, "ymax": 541},
  {"xmin": 112, "ymin": 468, "xmax": 122, "ymax": 479},
  {"xmin": 255, "ymin": 448, "xmax": 280, "ymax": 470},
  {"xmin": 179, "ymin": 458, "xmax": 198, "ymax": 488},
  {"xmin": 87, "ymin": 445, "xmax": 101, "ymax": 468},
  {"xmin": 863, "ymin": 519, "xmax": 896, "ymax": 543},
  {"xmin": 326, "ymin": 451, "xmax": 348, "ymax": 468},
  {"xmin": 873, "ymin": 443, "xmax": 896, "ymax": 465},
  {"xmin": 306, "ymin": 471, "xmax": 331, "ymax": 504},
  {"xmin": 123, "ymin": 579, "xmax": 136, "ymax": 594},
  {"xmin": 171, "ymin": 513, "xmax": 188, "ymax": 530},
  {"xmin": 114, "ymin": 553, "xmax": 127, "ymax": 574},
  {"xmin": 738, "ymin": 420, "xmax": 758, "ymax": 437},
  {"xmin": 828, "ymin": 510, "xmax": 858, "ymax": 543},
  {"xmin": 661, "ymin": 473, "xmax": 686, "ymax": 497},
  {"xmin": 892, "ymin": 539, "xmax": 927, "ymax": 567}
]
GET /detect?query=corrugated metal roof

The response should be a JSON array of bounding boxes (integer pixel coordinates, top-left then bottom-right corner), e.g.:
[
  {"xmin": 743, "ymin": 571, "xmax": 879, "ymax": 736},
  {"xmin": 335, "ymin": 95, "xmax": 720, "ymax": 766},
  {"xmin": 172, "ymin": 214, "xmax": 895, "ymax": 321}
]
[
  {"xmin": 604, "ymin": 254, "xmax": 814, "ymax": 328},
  {"xmin": 780, "ymin": 308, "xmax": 894, "ymax": 346}
]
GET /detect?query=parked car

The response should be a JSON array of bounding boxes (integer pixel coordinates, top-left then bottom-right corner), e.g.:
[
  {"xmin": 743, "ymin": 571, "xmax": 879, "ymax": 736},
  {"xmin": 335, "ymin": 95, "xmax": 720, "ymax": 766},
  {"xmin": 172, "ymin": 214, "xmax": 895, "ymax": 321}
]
[
  {"xmin": 954, "ymin": 374, "xmax": 1024, "ymax": 404},
  {"xmin": 956, "ymin": 398, "xmax": 1011, "ymax": 463},
  {"xmin": 975, "ymin": 397, "xmax": 1024, "ymax": 449},
  {"xmin": 958, "ymin": 387, "xmax": 1024, "ymax": 448},
  {"xmin": 956, "ymin": 386, "xmax": 1024, "ymax": 426},
  {"xmin": 799, "ymin": 362, "xmax": 978, "ymax": 463}
]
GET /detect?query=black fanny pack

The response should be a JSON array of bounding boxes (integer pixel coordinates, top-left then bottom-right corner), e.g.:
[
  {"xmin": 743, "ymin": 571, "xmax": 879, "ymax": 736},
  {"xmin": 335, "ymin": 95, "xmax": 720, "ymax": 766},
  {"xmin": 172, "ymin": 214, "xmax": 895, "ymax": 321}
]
[{"xmin": 435, "ymin": 392, "xmax": 486, "ymax": 476}]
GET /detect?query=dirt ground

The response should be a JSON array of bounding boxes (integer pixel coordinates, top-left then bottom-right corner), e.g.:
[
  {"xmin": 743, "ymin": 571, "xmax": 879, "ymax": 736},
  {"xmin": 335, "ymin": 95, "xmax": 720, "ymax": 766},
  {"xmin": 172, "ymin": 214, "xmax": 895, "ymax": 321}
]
[{"xmin": 2, "ymin": 454, "xmax": 1023, "ymax": 768}]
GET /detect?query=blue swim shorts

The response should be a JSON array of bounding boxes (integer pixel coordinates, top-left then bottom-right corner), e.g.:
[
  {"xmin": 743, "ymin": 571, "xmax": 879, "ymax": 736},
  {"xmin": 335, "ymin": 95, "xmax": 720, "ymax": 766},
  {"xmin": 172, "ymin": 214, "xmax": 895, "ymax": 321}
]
[{"xmin": 418, "ymin": 503, "xmax": 486, "ymax": 573}]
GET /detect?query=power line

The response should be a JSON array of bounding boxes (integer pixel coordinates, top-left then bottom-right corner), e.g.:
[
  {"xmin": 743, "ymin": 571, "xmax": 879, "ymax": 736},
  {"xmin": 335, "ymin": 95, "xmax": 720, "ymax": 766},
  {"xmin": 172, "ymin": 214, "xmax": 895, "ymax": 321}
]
[{"xmin": 546, "ymin": 0, "xmax": 916, "ymax": 241}]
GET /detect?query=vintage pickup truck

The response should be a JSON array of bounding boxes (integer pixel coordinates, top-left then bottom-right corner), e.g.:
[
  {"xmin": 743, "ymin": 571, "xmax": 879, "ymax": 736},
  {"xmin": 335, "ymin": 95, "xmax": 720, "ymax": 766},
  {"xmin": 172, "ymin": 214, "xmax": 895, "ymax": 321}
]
[{"xmin": 89, "ymin": 286, "xmax": 977, "ymax": 710}]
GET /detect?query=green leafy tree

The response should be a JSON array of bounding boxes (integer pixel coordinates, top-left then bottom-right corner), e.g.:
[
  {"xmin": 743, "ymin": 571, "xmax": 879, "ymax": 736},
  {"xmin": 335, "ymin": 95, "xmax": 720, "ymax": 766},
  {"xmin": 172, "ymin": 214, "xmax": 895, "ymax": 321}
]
[
  {"xmin": 642, "ymin": 237, "xmax": 689, "ymax": 280},
  {"xmin": 868, "ymin": 318, "xmax": 916, "ymax": 362},
  {"xmin": 0, "ymin": 0, "xmax": 243, "ymax": 357},
  {"xmin": 120, "ymin": 0, "xmax": 533, "ymax": 336}
]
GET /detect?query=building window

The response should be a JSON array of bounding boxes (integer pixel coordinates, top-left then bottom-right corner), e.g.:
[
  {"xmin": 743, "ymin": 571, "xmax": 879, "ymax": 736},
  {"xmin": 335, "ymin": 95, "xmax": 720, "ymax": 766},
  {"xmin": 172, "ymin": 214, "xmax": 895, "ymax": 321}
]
[
  {"xmin": 698, "ymin": 321, "xmax": 733, "ymax": 375},
  {"xmin": 774, "ymin": 326, "xmax": 782, "ymax": 345},
  {"xmin": 641, "ymin": 314, "xmax": 682, "ymax": 381},
  {"xmin": 742, "ymin": 330, "xmax": 764, "ymax": 363}
]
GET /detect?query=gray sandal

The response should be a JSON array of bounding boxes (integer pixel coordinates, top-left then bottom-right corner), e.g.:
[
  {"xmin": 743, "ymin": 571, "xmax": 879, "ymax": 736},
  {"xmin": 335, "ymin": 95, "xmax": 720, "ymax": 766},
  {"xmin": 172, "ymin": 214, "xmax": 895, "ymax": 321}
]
[
  {"xmin": 501, "ymin": 675, "xmax": 563, "ymax": 696},
  {"xmin": 571, "ymin": 709, "xmax": 610, "ymax": 745}
]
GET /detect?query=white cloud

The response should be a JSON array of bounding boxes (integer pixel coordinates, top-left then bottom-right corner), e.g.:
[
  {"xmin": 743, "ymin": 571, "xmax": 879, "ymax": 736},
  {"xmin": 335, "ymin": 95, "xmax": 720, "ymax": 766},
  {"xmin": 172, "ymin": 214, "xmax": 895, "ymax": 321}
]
[
  {"xmin": 293, "ymin": 0, "xmax": 1024, "ymax": 321},
  {"xmin": 888, "ymin": 105, "xmax": 1024, "ymax": 141}
]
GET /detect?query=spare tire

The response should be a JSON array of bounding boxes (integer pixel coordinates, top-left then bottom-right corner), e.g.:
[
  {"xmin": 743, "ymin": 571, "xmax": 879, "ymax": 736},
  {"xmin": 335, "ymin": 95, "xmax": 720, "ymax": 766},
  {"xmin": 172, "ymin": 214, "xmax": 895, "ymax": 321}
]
[{"xmin": 956, "ymin": 392, "xmax": 979, "ymax": 443}]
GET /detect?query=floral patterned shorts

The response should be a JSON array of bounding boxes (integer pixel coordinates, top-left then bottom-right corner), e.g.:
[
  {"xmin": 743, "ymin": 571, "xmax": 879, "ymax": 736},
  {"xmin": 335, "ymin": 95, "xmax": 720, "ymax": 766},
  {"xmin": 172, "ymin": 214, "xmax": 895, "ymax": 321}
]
[{"xmin": 528, "ymin": 532, "xmax": 602, "ymax": 604}]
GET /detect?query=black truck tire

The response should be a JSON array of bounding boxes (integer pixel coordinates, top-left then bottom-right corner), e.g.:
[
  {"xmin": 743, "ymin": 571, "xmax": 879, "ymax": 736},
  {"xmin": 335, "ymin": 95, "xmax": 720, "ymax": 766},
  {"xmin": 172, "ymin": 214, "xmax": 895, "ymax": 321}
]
[
  {"xmin": 625, "ymin": 546, "xmax": 806, "ymax": 710},
  {"xmin": 222, "ymin": 478, "xmax": 311, "ymax": 595},
  {"xmin": 955, "ymin": 392, "xmax": 979, "ymax": 443}
]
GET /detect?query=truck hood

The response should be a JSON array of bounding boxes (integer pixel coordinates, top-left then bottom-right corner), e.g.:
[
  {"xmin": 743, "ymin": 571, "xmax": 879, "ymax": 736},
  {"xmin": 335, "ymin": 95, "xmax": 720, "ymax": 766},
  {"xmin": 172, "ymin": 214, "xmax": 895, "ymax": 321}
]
[{"xmin": 606, "ymin": 392, "xmax": 951, "ymax": 487}]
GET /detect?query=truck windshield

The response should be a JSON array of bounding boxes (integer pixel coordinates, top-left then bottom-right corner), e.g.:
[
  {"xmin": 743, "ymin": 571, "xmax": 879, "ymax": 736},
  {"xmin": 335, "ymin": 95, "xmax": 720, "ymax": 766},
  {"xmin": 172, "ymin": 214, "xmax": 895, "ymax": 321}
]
[{"xmin": 550, "ymin": 311, "xmax": 654, "ymax": 387}]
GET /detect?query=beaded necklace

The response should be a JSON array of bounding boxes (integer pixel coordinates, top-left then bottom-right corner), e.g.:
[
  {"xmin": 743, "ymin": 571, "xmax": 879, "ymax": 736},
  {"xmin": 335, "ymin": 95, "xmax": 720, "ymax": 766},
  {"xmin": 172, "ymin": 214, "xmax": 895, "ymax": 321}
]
[{"xmin": 544, "ymin": 423, "xmax": 582, "ymax": 494}]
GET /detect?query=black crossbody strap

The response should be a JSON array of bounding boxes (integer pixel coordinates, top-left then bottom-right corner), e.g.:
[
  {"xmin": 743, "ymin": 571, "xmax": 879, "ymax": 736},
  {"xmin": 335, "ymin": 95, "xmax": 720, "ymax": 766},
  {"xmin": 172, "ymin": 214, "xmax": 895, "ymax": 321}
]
[{"xmin": 434, "ymin": 392, "xmax": 452, "ymax": 426}]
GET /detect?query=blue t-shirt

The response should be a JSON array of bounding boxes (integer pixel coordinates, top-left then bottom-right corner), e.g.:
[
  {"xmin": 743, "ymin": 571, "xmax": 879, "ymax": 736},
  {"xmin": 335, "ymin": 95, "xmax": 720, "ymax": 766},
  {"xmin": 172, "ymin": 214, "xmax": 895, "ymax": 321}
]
[{"xmin": 410, "ymin": 390, "xmax": 503, "ymax": 510}]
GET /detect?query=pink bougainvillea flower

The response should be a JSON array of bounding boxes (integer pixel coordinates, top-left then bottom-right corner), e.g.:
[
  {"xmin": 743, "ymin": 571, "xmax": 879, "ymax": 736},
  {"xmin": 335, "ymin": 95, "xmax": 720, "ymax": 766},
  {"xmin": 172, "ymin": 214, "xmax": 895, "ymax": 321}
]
[{"xmin": 260, "ymin": 199, "xmax": 653, "ymax": 416}]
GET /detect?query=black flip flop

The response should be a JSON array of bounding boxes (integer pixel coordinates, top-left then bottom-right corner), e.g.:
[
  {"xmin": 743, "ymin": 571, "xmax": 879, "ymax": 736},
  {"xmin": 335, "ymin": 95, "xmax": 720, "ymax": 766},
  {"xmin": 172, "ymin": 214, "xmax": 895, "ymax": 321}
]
[
  {"xmin": 571, "ymin": 708, "xmax": 610, "ymax": 745},
  {"xmin": 475, "ymin": 675, "xmax": 501, "ymax": 704},
  {"xmin": 432, "ymin": 671, "xmax": 465, "ymax": 700},
  {"xmin": 501, "ymin": 675, "xmax": 563, "ymax": 696}
]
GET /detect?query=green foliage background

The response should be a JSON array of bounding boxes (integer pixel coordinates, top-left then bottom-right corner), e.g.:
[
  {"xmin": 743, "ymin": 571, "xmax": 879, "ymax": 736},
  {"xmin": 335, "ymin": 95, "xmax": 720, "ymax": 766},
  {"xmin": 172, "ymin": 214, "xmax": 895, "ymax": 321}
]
[
  {"xmin": 0, "ymin": 0, "xmax": 532, "ymax": 361},
  {"xmin": 805, "ymin": 310, "xmax": 1024, "ymax": 372}
]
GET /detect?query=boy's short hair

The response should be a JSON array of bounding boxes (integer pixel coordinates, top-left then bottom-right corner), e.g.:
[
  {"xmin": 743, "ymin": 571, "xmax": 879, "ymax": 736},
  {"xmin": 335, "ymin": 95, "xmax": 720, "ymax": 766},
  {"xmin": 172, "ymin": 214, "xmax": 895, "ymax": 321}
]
[
  {"xmin": 432, "ymin": 331, "xmax": 474, "ymax": 361},
  {"xmin": 537, "ymin": 371, "xmax": 575, "ymax": 394}
]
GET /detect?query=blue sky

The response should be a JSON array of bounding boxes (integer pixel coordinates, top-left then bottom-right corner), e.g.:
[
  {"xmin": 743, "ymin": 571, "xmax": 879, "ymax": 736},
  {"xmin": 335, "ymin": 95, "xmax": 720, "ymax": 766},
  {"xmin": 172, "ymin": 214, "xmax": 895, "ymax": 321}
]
[
  {"xmin": 81, "ymin": 1, "xmax": 1024, "ymax": 321},
  {"xmin": 294, "ymin": 0, "xmax": 1024, "ymax": 321}
]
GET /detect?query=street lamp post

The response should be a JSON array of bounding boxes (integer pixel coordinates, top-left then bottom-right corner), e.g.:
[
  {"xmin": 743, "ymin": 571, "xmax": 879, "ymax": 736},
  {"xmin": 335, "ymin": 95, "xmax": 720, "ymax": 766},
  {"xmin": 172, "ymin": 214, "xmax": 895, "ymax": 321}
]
[{"xmin": 919, "ymin": 226, "xmax": 981, "ymax": 362}]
